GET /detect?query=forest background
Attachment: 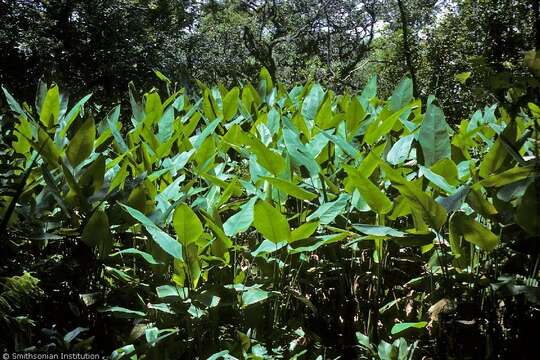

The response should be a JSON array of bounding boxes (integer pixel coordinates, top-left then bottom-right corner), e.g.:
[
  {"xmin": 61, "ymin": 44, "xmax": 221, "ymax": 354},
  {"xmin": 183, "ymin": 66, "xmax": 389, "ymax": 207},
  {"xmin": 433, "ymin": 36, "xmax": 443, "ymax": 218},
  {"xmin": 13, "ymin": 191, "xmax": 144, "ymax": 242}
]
[{"xmin": 1, "ymin": 0, "xmax": 539, "ymax": 121}]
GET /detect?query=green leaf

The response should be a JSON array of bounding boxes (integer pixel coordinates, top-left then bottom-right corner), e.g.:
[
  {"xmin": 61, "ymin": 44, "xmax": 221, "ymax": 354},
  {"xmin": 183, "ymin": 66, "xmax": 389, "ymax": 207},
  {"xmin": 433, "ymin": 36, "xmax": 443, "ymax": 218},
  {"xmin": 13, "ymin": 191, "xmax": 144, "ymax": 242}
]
[
  {"xmin": 344, "ymin": 166, "xmax": 392, "ymax": 214},
  {"xmin": 2, "ymin": 86, "xmax": 26, "ymax": 116},
  {"xmin": 100, "ymin": 306, "xmax": 146, "ymax": 318},
  {"xmin": 64, "ymin": 327, "xmax": 89, "ymax": 343},
  {"xmin": 393, "ymin": 232, "xmax": 435, "ymax": 247},
  {"xmin": 387, "ymin": 134, "xmax": 414, "ymax": 165},
  {"xmin": 381, "ymin": 163, "xmax": 447, "ymax": 229},
  {"xmin": 173, "ymin": 204, "xmax": 203, "ymax": 246},
  {"xmin": 454, "ymin": 71, "xmax": 471, "ymax": 84},
  {"xmin": 406, "ymin": 188, "xmax": 448, "ymax": 230},
  {"xmin": 356, "ymin": 332, "xmax": 375, "ymax": 353},
  {"xmin": 315, "ymin": 96, "xmax": 336, "ymax": 129},
  {"xmin": 245, "ymin": 135, "xmax": 285, "ymax": 176},
  {"xmin": 156, "ymin": 285, "xmax": 189, "ymax": 299},
  {"xmin": 360, "ymin": 75, "xmax": 377, "ymax": 105},
  {"xmin": 437, "ymin": 185, "xmax": 470, "ymax": 212},
  {"xmin": 237, "ymin": 330, "xmax": 251, "ymax": 353},
  {"xmin": 479, "ymin": 121, "xmax": 516, "ymax": 178},
  {"xmin": 497, "ymin": 178, "xmax": 531, "ymax": 202},
  {"xmin": 289, "ymin": 233, "xmax": 348, "ymax": 253},
  {"xmin": 419, "ymin": 165, "xmax": 457, "ymax": 193},
  {"xmin": 39, "ymin": 85, "xmax": 61, "ymax": 128},
  {"xmin": 282, "ymin": 127, "xmax": 321, "ymax": 176},
  {"xmin": 466, "ymin": 188, "xmax": 498, "ymax": 218},
  {"xmin": 450, "ymin": 212, "xmax": 499, "ymax": 251},
  {"xmin": 66, "ymin": 117, "xmax": 95, "ymax": 167},
  {"xmin": 35, "ymin": 127, "xmax": 61, "ymax": 166},
  {"xmin": 157, "ymin": 106, "xmax": 174, "ymax": 142},
  {"xmin": 111, "ymin": 345, "xmax": 137, "ymax": 360},
  {"xmin": 145, "ymin": 327, "xmax": 159, "ymax": 345},
  {"xmin": 110, "ymin": 248, "xmax": 163, "ymax": 265},
  {"xmin": 302, "ymin": 84, "xmax": 325, "ymax": 123},
  {"xmin": 321, "ymin": 130, "xmax": 361, "ymax": 158},
  {"xmin": 60, "ymin": 94, "xmax": 93, "ymax": 137},
  {"xmin": 516, "ymin": 179, "xmax": 540, "ymax": 236},
  {"xmin": 106, "ymin": 106, "xmax": 128, "ymax": 152},
  {"xmin": 389, "ymin": 78, "xmax": 413, "ymax": 112},
  {"xmin": 259, "ymin": 176, "xmax": 317, "ymax": 201},
  {"xmin": 431, "ymin": 158, "xmax": 459, "ymax": 185},
  {"xmin": 364, "ymin": 105, "xmax": 410, "ymax": 145},
  {"xmin": 345, "ymin": 97, "xmax": 365, "ymax": 137},
  {"xmin": 82, "ymin": 209, "xmax": 112, "ymax": 258},
  {"xmin": 479, "ymin": 166, "xmax": 534, "ymax": 188},
  {"xmin": 391, "ymin": 321, "xmax": 427, "ymax": 335},
  {"xmin": 222, "ymin": 87, "xmax": 239, "ymax": 121},
  {"xmin": 291, "ymin": 221, "xmax": 319, "ymax": 242},
  {"xmin": 119, "ymin": 203, "xmax": 183, "ymax": 259},
  {"xmin": 223, "ymin": 197, "xmax": 257, "ymax": 237},
  {"xmin": 259, "ymin": 67, "xmax": 273, "ymax": 94},
  {"xmin": 154, "ymin": 69, "xmax": 171, "ymax": 83},
  {"xmin": 306, "ymin": 193, "xmax": 349, "ymax": 224},
  {"xmin": 143, "ymin": 91, "xmax": 163, "ymax": 126},
  {"xmin": 253, "ymin": 200, "xmax": 290, "ymax": 243},
  {"xmin": 358, "ymin": 143, "xmax": 386, "ymax": 176},
  {"xmin": 353, "ymin": 224, "xmax": 405, "ymax": 237},
  {"xmin": 418, "ymin": 102, "xmax": 451, "ymax": 167},
  {"xmin": 241, "ymin": 288, "xmax": 270, "ymax": 308},
  {"xmin": 251, "ymin": 239, "xmax": 288, "ymax": 257}
]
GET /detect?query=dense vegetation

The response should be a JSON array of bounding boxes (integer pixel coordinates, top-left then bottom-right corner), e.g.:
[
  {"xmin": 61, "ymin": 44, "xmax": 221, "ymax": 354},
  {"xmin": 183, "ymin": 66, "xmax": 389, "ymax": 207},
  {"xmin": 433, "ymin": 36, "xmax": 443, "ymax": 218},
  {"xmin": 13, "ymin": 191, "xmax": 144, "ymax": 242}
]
[
  {"xmin": 1, "ymin": 0, "xmax": 540, "ymax": 359},
  {"xmin": 2, "ymin": 0, "xmax": 539, "ymax": 120},
  {"xmin": 0, "ymin": 69, "xmax": 539, "ymax": 358}
]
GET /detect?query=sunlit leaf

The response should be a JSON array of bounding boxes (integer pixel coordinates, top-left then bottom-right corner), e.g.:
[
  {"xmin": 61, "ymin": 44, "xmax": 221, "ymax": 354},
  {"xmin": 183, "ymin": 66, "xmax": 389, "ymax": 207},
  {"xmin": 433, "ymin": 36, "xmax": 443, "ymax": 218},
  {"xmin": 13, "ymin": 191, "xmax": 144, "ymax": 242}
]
[{"xmin": 253, "ymin": 200, "xmax": 290, "ymax": 243}]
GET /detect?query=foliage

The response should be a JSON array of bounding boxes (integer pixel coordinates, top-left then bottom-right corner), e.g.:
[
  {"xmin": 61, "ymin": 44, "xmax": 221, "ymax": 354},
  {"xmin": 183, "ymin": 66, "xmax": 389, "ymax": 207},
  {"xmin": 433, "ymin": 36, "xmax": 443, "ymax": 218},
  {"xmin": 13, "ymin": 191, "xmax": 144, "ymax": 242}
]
[
  {"xmin": 0, "ymin": 69, "xmax": 538, "ymax": 358},
  {"xmin": 3, "ymin": 0, "xmax": 537, "ymax": 119},
  {"xmin": 363, "ymin": 0, "xmax": 539, "ymax": 121}
]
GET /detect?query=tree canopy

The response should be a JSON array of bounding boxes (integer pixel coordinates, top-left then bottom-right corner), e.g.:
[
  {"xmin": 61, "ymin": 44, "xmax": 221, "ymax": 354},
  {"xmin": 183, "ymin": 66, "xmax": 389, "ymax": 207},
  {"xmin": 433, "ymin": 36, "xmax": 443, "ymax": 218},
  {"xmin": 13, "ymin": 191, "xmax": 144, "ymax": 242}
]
[{"xmin": 2, "ymin": 0, "xmax": 538, "ymax": 119}]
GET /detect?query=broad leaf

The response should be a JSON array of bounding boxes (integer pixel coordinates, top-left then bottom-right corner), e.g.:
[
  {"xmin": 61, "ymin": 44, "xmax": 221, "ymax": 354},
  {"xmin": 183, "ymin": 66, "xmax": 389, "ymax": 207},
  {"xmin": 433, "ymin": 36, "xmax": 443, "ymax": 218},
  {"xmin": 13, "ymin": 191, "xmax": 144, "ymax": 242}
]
[
  {"xmin": 391, "ymin": 322, "xmax": 427, "ymax": 335},
  {"xmin": 67, "ymin": 117, "xmax": 95, "ymax": 167},
  {"xmin": 345, "ymin": 166, "xmax": 392, "ymax": 214},
  {"xmin": 223, "ymin": 87, "xmax": 239, "ymax": 121},
  {"xmin": 81, "ymin": 209, "xmax": 112, "ymax": 258},
  {"xmin": 291, "ymin": 221, "xmax": 319, "ymax": 242},
  {"xmin": 306, "ymin": 193, "xmax": 349, "ymax": 224},
  {"xmin": 246, "ymin": 135, "xmax": 285, "ymax": 176},
  {"xmin": 39, "ymin": 85, "xmax": 60, "ymax": 128},
  {"xmin": 223, "ymin": 197, "xmax": 257, "ymax": 237},
  {"xmin": 418, "ymin": 103, "xmax": 451, "ymax": 167},
  {"xmin": 241, "ymin": 288, "xmax": 270, "ymax": 308},
  {"xmin": 173, "ymin": 204, "xmax": 203, "ymax": 246},
  {"xmin": 516, "ymin": 179, "xmax": 540, "ymax": 235},
  {"xmin": 253, "ymin": 200, "xmax": 290, "ymax": 243},
  {"xmin": 119, "ymin": 203, "xmax": 183, "ymax": 259},
  {"xmin": 260, "ymin": 176, "xmax": 317, "ymax": 201},
  {"xmin": 450, "ymin": 212, "xmax": 499, "ymax": 251},
  {"xmin": 387, "ymin": 134, "xmax": 414, "ymax": 165}
]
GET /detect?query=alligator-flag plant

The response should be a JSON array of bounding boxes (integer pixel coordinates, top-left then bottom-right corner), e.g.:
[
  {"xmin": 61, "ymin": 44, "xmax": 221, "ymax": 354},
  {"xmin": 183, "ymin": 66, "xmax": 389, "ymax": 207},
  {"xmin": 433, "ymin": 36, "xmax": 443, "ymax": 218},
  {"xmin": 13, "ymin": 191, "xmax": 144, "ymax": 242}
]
[{"xmin": 0, "ymin": 69, "xmax": 538, "ymax": 358}]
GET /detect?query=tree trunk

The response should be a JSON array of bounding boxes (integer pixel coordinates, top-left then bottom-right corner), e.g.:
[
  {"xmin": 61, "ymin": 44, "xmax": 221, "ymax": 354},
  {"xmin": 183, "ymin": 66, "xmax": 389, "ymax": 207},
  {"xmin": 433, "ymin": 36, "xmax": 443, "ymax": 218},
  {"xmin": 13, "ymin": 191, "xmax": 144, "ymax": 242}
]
[
  {"xmin": 397, "ymin": 0, "xmax": 418, "ymax": 97},
  {"xmin": 534, "ymin": 0, "xmax": 540, "ymax": 52}
]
